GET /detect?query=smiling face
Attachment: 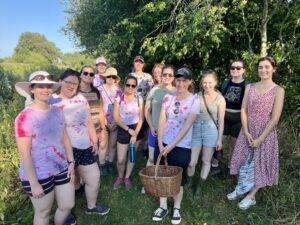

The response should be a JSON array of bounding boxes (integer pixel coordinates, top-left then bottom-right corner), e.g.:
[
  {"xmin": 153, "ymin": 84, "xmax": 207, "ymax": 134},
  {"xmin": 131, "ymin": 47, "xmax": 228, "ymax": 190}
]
[
  {"xmin": 124, "ymin": 78, "xmax": 137, "ymax": 95},
  {"xmin": 175, "ymin": 77, "xmax": 192, "ymax": 94},
  {"xmin": 60, "ymin": 75, "xmax": 80, "ymax": 98},
  {"xmin": 258, "ymin": 59, "xmax": 276, "ymax": 81},
  {"xmin": 201, "ymin": 74, "xmax": 217, "ymax": 93},
  {"xmin": 96, "ymin": 63, "xmax": 107, "ymax": 74},
  {"xmin": 230, "ymin": 61, "xmax": 245, "ymax": 79},
  {"xmin": 153, "ymin": 67, "xmax": 162, "ymax": 84},
  {"xmin": 161, "ymin": 67, "xmax": 174, "ymax": 85},
  {"xmin": 80, "ymin": 67, "xmax": 95, "ymax": 84},
  {"xmin": 134, "ymin": 60, "xmax": 145, "ymax": 72},
  {"xmin": 31, "ymin": 84, "xmax": 53, "ymax": 102}
]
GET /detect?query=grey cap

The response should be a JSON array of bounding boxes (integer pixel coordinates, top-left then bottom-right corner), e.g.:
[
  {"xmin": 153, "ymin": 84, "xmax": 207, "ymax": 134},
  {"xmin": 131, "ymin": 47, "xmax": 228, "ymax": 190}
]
[{"xmin": 175, "ymin": 68, "xmax": 192, "ymax": 80}]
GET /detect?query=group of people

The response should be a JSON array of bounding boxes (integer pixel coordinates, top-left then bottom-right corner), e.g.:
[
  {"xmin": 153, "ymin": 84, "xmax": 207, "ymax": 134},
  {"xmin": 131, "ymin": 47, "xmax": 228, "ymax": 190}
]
[{"xmin": 14, "ymin": 55, "xmax": 284, "ymax": 225}]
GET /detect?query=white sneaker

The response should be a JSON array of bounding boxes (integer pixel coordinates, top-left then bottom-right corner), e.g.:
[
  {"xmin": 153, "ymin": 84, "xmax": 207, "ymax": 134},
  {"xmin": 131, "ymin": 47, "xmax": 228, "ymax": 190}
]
[
  {"xmin": 141, "ymin": 187, "xmax": 145, "ymax": 194},
  {"xmin": 227, "ymin": 189, "xmax": 239, "ymax": 200},
  {"xmin": 171, "ymin": 208, "xmax": 181, "ymax": 225},
  {"xmin": 238, "ymin": 196, "xmax": 256, "ymax": 210},
  {"xmin": 152, "ymin": 207, "xmax": 168, "ymax": 221}
]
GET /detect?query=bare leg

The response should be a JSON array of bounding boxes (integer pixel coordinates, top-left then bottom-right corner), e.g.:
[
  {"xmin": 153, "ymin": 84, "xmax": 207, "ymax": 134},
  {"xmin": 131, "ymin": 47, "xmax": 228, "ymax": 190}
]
[
  {"xmin": 54, "ymin": 182, "xmax": 75, "ymax": 225},
  {"xmin": 146, "ymin": 146, "xmax": 155, "ymax": 167},
  {"xmin": 200, "ymin": 146, "xmax": 215, "ymax": 180},
  {"xmin": 78, "ymin": 163, "xmax": 100, "ymax": 208},
  {"xmin": 107, "ymin": 129, "xmax": 118, "ymax": 163},
  {"xmin": 125, "ymin": 140, "xmax": 141, "ymax": 178},
  {"xmin": 116, "ymin": 142, "xmax": 128, "ymax": 178},
  {"xmin": 187, "ymin": 147, "xmax": 201, "ymax": 176},
  {"xmin": 30, "ymin": 191, "xmax": 54, "ymax": 225},
  {"xmin": 173, "ymin": 187, "xmax": 183, "ymax": 209}
]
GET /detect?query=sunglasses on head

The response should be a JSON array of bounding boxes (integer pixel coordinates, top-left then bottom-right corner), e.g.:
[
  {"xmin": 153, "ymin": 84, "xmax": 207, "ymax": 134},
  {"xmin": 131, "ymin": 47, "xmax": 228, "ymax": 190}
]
[
  {"xmin": 106, "ymin": 75, "xmax": 117, "ymax": 80},
  {"xmin": 82, "ymin": 71, "xmax": 95, "ymax": 77},
  {"xmin": 125, "ymin": 83, "xmax": 137, "ymax": 88},
  {"xmin": 173, "ymin": 101, "xmax": 180, "ymax": 116},
  {"xmin": 162, "ymin": 73, "xmax": 174, "ymax": 78},
  {"xmin": 230, "ymin": 66, "xmax": 243, "ymax": 71},
  {"xmin": 31, "ymin": 75, "xmax": 54, "ymax": 81}
]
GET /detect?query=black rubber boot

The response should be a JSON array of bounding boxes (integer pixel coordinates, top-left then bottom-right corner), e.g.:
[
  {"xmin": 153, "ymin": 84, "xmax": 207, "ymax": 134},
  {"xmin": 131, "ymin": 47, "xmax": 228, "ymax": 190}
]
[{"xmin": 99, "ymin": 163, "xmax": 109, "ymax": 176}]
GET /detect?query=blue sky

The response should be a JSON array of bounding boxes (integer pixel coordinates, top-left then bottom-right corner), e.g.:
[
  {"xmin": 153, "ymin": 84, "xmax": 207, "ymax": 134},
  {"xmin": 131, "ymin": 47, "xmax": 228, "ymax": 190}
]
[{"xmin": 0, "ymin": 0, "xmax": 79, "ymax": 58}]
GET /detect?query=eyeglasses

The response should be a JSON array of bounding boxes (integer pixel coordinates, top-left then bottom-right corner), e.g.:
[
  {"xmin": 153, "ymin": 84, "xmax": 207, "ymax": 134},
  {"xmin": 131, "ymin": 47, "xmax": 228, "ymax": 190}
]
[
  {"xmin": 162, "ymin": 73, "xmax": 174, "ymax": 78},
  {"xmin": 31, "ymin": 75, "xmax": 54, "ymax": 81},
  {"xmin": 173, "ymin": 101, "xmax": 180, "ymax": 117},
  {"xmin": 82, "ymin": 71, "xmax": 95, "ymax": 77},
  {"xmin": 125, "ymin": 83, "xmax": 137, "ymax": 88},
  {"xmin": 63, "ymin": 80, "xmax": 79, "ymax": 87},
  {"xmin": 230, "ymin": 66, "xmax": 243, "ymax": 71},
  {"xmin": 107, "ymin": 75, "xmax": 117, "ymax": 80}
]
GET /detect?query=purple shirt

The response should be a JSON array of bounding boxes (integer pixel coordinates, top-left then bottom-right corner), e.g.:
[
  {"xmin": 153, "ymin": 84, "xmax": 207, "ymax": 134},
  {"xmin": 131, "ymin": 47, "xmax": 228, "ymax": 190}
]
[{"xmin": 15, "ymin": 106, "xmax": 68, "ymax": 181}]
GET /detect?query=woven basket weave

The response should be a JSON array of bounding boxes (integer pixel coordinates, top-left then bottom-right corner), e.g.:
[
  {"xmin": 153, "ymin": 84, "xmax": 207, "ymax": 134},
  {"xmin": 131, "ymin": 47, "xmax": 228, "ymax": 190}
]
[{"xmin": 139, "ymin": 152, "xmax": 182, "ymax": 197}]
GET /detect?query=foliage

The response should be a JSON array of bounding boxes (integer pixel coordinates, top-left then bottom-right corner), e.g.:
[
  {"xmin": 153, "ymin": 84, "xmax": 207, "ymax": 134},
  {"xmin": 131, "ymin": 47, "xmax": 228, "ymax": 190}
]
[
  {"xmin": 14, "ymin": 32, "xmax": 62, "ymax": 64},
  {"xmin": 60, "ymin": 52, "xmax": 95, "ymax": 71}
]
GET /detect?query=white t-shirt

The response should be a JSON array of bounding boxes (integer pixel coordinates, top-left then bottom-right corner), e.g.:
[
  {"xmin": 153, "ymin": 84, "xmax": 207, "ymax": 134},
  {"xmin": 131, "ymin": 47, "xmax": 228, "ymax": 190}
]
[
  {"xmin": 51, "ymin": 94, "xmax": 91, "ymax": 149},
  {"xmin": 115, "ymin": 94, "xmax": 141, "ymax": 125},
  {"xmin": 162, "ymin": 93, "xmax": 200, "ymax": 148}
]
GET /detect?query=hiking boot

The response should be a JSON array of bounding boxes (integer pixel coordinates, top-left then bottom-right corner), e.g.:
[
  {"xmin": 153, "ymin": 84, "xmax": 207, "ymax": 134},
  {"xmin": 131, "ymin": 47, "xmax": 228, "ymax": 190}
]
[
  {"xmin": 63, "ymin": 213, "xmax": 76, "ymax": 225},
  {"xmin": 124, "ymin": 178, "xmax": 133, "ymax": 189},
  {"xmin": 171, "ymin": 208, "xmax": 181, "ymax": 225},
  {"xmin": 152, "ymin": 207, "xmax": 168, "ymax": 221},
  {"xmin": 106, "ymin": 161, "xmax": 114, "ymax": 175},
  {"xmin": 85, "ymin": 203, "xmax": 110, "ymax": 215},
  {"xmin": 99, "ymin": 163, "xmax": 109, "ymax": 176},
  {"xmin": 209, "ymin": 166, "xmax": 221, "ymax": 176},
  {"xmin": 113, "ymin": 177, "xmax": 124, "ymax": 190},
  {"xmin": 194, "ymin": 179, "xmax": 204, "ymax": 198}
]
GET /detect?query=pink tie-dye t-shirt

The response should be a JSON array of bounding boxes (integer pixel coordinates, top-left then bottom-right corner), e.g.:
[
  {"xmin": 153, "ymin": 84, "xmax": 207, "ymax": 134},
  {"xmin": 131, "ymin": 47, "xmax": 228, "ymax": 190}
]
[
  {"xmin": 52, "ymin": 94, "xmax": 91, "ymax": 149},
  {"xmin": 98, "ymin": 85, "xmax": 122, "ymax": 124},
  {"xmin": 114, "ymin": 95, "xmax": 140, "ymax": 125},
  {"xmin": 15, "ymin": 106, "xmax": 68, "ymax": 181},
  {"xmin": 162, "ymin": 93, "xmax": 200, "ymax": 148}
]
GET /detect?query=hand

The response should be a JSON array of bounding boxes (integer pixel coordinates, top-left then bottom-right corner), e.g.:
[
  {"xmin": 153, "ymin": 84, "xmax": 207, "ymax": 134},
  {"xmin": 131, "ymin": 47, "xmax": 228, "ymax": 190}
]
[
  {"xmin": 161, "ymin": 144, "xmax": 173, "ymax": 157},
  {"xmin": 130, "ymin": 136, "xmax": 137, "ymax": 144},
  {"xmin": 158, "ymin": 142, "xmax": 164, "ymax": 152},
  {"xmin": 216, "ymin": 139, "xmax": 222, "ymax": 151},
  {"xmin": 250, "ymin": 137, "xmax": 264, "ymax": 149},
  {"xmin": 245, "ymin": 132, "xmax": 254, "ymax": 146},
  {"xmin": 31, "ymin": 182, "xmax": 45, "ymax": 199},
  {"xmin": 67, "ymin": 163, "xmax": 75, "ymax": 184},
  {"xmin": 91, "ymin": 144, "xmax": 98, "ymax": 154},
  {"xmin": 150, "ymin": 126, "xmax": 157, "ymax": 136},
  {"xmin": 128, "ymin": 128, "xmax": 137, "ymax": 137}
]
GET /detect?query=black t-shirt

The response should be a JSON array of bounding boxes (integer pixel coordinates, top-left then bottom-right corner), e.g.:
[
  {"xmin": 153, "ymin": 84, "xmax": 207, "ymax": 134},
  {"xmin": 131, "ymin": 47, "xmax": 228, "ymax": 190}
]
[{"xmin": 222, "ymin": 80, "xmax": 247, "ymax": 110}]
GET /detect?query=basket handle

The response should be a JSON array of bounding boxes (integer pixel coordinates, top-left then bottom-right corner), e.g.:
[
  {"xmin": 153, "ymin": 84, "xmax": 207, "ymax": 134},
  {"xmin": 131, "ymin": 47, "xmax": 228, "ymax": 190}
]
[{"xmin": 154, "ymin": 152, "xmax": 168, "ymax": 180}]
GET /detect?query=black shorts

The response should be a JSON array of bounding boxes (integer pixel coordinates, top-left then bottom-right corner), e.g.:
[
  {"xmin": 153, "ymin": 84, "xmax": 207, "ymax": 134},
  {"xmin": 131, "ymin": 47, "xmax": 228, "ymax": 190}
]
[
  {"xmin": 223, "ymin": 111, "xmax": 242, "ymax": 138},
  {"xmin": 21, "ymin": 169, "xmax": 70, "ymax": 197},
  {"xmin": 117, "ymin": 124, "xmax": 143, "ymax": 144},
  {"xmin": 73, "ymin": 146, "xmax": 96, "ymax": 167},
  {"xmin": 154, "ymin": 142, "xmax": 191, "ymax": 186}
]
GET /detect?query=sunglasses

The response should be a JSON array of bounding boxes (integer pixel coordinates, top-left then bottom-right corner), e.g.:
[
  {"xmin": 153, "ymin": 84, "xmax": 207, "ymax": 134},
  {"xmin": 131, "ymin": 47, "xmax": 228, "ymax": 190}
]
[
  {"xmin": 106, "ymin": 75, "xmax": 117, "ymax": 80},
  {"xmin": 162, "ymin": 73, "xmax": 174, "ymax": 78},
  {"xmin": 31, "ymin": 75, "xmax": 54, "ymax": 81},
  {"xmin": 82, "ymin": 71, "xmax": 95, "ymax": 77},
  {"xmin": 64, "ymin": 80, "xmax": 79, "ymax": 87},
  {"xmin": 173, "ymin": 101, "xmax": 180, "ymax": 116},
  {"xmin": 125, "ymin": 83, "xmax": 137, "ymax": 88},
  {"xmin": 230, "ymin": 66, "xmax": 243, "ymax": 71}
]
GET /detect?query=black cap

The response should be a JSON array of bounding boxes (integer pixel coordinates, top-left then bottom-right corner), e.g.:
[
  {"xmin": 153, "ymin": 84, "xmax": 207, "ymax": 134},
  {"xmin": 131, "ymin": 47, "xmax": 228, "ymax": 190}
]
[
  {"xmin": 134, "ymin": 55, "xmax": 145, "ymax": 63},
  {"xmin": 175, "ymin": 68, "xmax": 192, "ymax": 80}
]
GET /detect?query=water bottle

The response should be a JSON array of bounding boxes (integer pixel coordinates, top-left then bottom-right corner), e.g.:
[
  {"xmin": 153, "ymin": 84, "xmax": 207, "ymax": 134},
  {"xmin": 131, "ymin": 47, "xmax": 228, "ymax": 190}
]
[{"xmin": 129, "ymin": 143, "xmax": 135, "ymax": 163}]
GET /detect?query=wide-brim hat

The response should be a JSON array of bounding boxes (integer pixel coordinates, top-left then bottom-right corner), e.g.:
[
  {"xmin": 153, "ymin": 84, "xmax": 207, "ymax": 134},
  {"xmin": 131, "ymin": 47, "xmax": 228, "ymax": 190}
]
[
  {"xmin": 101, "ymin": 67, "xmax": 121, "ymax": 83},
  {"xmin": 15, "ymin": 71, "xmax": 60, "ymax": 98}
]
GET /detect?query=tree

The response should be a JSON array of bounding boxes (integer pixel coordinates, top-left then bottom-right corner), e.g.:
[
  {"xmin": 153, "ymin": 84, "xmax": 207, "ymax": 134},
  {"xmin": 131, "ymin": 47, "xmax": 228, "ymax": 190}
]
[{"xmin": 14, "ymin": 32, "xmax": 62, "ymax": 64}]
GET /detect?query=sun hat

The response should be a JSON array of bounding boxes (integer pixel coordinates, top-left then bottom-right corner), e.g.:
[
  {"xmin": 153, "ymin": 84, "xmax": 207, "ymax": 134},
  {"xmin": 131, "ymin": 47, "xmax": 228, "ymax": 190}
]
[
  {"xmin": 95, "ymin": 56, "xmax": 107, "ymax": 65},
  {"xmin": 101, "ymin": 67, "xmax": 121, "ymax": 83},
  {"xmin": 175, "ymin": 68, "xmax": 192, "ymax": 80},
  {"xmin": 134, "ymin": 55, "xmax": 145, "ymax": 63},
  {"xmin": 15, "ymin": 71, "xmax": 60, "ymax": 98}
]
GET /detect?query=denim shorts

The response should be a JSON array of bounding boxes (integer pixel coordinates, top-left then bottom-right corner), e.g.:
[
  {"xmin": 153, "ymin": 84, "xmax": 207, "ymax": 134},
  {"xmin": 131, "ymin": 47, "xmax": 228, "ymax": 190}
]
[
  {"xmin": 192, "ymin": 120, "xmax": 218, "ymax": 148},
  {"xmin": 148, "ymin": 129, "xmax": 157, "ymax": 148}
]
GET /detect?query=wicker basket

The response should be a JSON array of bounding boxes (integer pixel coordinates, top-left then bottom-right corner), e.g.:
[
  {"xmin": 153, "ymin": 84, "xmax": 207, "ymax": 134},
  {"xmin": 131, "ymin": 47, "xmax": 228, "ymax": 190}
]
[{"xmin": 139, "ymin": 152, "xmax": 183, "ymax": 197}]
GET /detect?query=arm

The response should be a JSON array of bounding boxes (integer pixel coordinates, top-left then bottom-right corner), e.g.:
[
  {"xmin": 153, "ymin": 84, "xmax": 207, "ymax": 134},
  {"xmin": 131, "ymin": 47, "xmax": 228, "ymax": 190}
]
[
  {"xmin": 240, "ymin": 85, "xmax": 254, "ymax": 145},
  {"xmin": 145, "ymin": 91, "xmax": 156, "ymax": 136},
  {"xmin": 216, "ymin": 96, "xmax": 226, "ymax": 151},
  {"xmin": 130, "ymin": 97, "xmax": 144, "ymax": 144},
  {"xmin": 87, "ymin": 109, "xmax": 98, "ymax": 151},
  {"xmin": 16, "ymin": 137, "xmax": 44, "ymax": 198},
  {"xmin": 157, "ymin": 105, "xmax": 167, "ymax": 151},
  {"xmin": 63, "ymin": 127, "xmax": 75, "ymax": 183},
  {"xmin": 251, "ymin": 87, "xmax": 285, "ymax": 148}
]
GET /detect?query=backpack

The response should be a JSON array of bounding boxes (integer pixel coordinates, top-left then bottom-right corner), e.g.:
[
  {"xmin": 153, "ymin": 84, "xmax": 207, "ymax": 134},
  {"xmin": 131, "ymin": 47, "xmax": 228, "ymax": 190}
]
[{"xmin": 220, "ymin": 79, "xmax": 250, "ymax": 96}]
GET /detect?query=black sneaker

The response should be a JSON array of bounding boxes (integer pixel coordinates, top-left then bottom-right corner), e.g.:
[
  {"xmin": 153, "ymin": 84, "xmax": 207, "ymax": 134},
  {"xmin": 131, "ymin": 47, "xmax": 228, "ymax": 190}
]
[
  {"xmin": 63, "ymin": 213, "xmax": 76, "ymax": 225},
  {"xmin": 209, "ymin": 166, "xmax": 221, "ymax": 176},
  {"xmin": 171, "ymin": 208, "xmax": 181, "ymax": 225},
  {"xmin": 86, "ymin": 203, "xmax": 110, "ymax": 215},
  {"xmin": 152, "ymin": 207, "xmax": 168, "ymax": 221}
]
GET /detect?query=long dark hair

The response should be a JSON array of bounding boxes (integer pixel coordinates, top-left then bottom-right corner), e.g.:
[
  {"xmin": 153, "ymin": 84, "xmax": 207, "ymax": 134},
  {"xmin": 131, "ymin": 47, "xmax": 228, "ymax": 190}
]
[{"xmin": 57, "ymin": 68, "xmax": 81, "ymax": 94}]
